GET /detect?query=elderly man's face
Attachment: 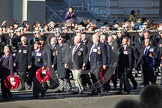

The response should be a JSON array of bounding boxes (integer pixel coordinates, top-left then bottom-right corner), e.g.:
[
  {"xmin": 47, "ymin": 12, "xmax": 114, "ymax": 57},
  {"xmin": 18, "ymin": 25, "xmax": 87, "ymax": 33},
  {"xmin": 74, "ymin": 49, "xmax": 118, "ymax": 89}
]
[
  {"xmin": 144, "ymin": 39, "xmax": 150, "ymax": 47},
  {"xmin": 92, "ymin": 34, "xmax": 99, "ymax": 43},
  {"xmin": 107, "ymin": 36, "xmax": 113, "ymax": 44},
  {"xmin": 74, "ymin": 36, "xmax": 80, "ymax": 45},
  {"xmin": 100, "ymin": 37, "xmax": 105, "ymax": 43},
  {"xmin": 21, "ymin": 39, "xmax": 27, "ymax": 45},
  {"xmin": 50, "ymin": 37, "xmax": 57, "ymax": 45}
]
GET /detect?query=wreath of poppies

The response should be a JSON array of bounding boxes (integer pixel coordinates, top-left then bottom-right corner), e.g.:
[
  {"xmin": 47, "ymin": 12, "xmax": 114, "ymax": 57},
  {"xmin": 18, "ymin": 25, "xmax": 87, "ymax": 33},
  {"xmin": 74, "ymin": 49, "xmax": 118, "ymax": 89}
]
[
  {"xmin": 4, "ymin": 75, "xmax": 20, "ymax": 90},
  {"xmin": 36, "ymin": 68, "xmax": 50, "ymax": 83}
]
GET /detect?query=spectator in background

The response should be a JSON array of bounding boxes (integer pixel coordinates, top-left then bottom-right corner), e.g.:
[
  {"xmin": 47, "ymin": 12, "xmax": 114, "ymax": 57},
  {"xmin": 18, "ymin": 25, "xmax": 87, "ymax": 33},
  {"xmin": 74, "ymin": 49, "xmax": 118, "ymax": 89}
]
[
  {"xmin": 47, "ymin": 21, "xmax": 55, "ymax": 31},
  {"xmin": 129, "ymin": 10, "xmax": 137, "ymax": 22},
  {"xmin": 22, "ymin": 21, "xmax": 31, "ymax": 32},
  {"xmin": 86, "ymin": 21, "xmax": 96, "ymax": 32},
  {"xmin": 33, "ymin": 22, "xmax": 42, "ymax": 31},
  {"xmin": 65, "ymin": 7, "xmax": 77, "ymax": 24},
  {"xmin": 140, "ymin": 84, "xmax": 162, "ymax": 108},
  {"xmin": 43, "ymin": 25, "xmax": 49, "ymax": 32},
  {"xmin": 13, "ymin": 21, "xmax": 19, "ymax": 31},
  {"xmin": 1, "ymin": 21, "xmax": 7, "ymax": 32}
]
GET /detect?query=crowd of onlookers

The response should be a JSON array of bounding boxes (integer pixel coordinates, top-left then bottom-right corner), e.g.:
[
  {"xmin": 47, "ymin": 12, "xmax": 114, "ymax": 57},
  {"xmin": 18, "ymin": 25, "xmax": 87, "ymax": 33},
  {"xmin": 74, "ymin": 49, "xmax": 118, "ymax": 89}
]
[{"xmin": 0, "ymin": 8, "xmax": 161, "ymax": 35}]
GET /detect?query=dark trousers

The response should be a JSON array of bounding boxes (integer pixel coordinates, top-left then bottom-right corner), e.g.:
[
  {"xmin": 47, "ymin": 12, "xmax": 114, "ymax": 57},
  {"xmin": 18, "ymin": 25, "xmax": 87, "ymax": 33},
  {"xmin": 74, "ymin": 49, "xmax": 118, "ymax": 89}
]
[
  {"xmin": 33, "ymin": 77, "xmax": 47, "ymax": 97},
  {"xmin": 31, "ymin": 66, "xmax": 48, "ymax": 97},
  {"xmin": 128, "ymin": 70, "xmax": 137, "ymax": 87},
  {"xmin": 143, "ymin": 68, "xmax": 156, "ymax": 86},
  {"xmin": 90, "ymin": 66, "xmax": 104, "ymax": 93},
  {"xmin": 19, "ymin": 71, "xmax": 27, "ymax": 89},
  {"xmin": 81, "ymin": 74, "xmax": 92, "ymax": 87},
  {"xmin": 119, "ymin": 77, "xmax": 131, "ymax": 92},
  {"xmin": 49, "ymin": 67, "xmax": 59, "ymax": 89},
  {"xmin": 111, "ymin": 70, "xmax": 118, "ymax": 88},
  {"xmin": 1, "ymin": 79, "xmax": 12, "ymax": 99},
  {"xmin": 118, "ymin": 68, "xmax": 131, "ymax": 93}
]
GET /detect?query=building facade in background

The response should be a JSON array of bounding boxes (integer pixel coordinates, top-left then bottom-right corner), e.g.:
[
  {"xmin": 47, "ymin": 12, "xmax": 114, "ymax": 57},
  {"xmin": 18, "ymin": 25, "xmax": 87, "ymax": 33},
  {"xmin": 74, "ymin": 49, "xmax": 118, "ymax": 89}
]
[
  {"xmin": 0, "ymin": 0, "xmax": 162, "ymax": 25},
  {"xmin": 0, "ymin": 0, "xmax": 45, "ymax": 25}
]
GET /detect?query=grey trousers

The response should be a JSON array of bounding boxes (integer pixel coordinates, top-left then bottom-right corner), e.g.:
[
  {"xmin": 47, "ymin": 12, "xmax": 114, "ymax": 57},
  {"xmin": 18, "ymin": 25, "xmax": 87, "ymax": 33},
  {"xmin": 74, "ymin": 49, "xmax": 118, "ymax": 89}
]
[{"xmin": 71, "ymin": 69, "xmax": 84, "ymax": 91}]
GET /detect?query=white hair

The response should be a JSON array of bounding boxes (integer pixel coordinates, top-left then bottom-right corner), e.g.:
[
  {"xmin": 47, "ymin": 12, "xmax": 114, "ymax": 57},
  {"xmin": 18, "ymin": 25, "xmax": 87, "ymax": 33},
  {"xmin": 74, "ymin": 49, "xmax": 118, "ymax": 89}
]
[
  {"xmin": 21, "ymin": 36, "xmax": 27, "ymax": 41},
  {"xmin": 74, "ymin": 35, "xmax": 81, "ymax": 41},
  {"xmin": 100, "ymin": 35, "xmax": 106, "ymax": 39}
]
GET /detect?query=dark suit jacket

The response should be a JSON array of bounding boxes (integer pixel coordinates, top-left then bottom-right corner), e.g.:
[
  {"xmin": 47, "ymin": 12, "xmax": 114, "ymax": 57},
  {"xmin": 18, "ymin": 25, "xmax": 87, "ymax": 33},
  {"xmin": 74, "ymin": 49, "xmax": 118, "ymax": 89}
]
[
  {"xmin": 65, "ymin": 43, "xmax": 88, "ymax": 70},
  {"xmin": 43, "ymin": 43, "xmax": 58, "ymax": 79},
  {"xmin": 56, "ymin": 43, "xmax": 69, "ymax": 78},
  {"xmin": 31, "ymin": 49, "xmax": 44, "ymax": 68},
  {"xmin": 43, "ymin": 44, "xmax": 57, "ymax": 68},
  {"xmin": 0, "ymin": 54, "xmax": 14, "ymax": 79},
  {"xmin": 85, "ymin": 42, "xmax": 107, "ymax": 68},
  {"xmin": 137, "ymin": 46, "xmax": 158, "ymax": 71},
  {"xmin": 15, "ymin": 45, "xmax": 31, "ymax": 72},
  {"xmin": 118, "ymin": 45, "xmax": 133, "ymax": 74}
]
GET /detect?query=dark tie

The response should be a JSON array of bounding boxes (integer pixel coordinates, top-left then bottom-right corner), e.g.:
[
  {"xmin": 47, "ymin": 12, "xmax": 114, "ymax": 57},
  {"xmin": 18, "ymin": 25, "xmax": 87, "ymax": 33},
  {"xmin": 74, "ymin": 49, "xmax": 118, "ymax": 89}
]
[{"xmin": 144, "ymin": 48, "xmax": 149, "ymax": 55}]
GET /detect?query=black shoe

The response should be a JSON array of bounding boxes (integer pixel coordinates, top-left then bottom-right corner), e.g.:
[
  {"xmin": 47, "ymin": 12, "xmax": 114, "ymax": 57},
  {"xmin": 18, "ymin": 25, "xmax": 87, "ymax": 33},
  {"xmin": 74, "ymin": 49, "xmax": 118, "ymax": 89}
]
[
  {"xmin": 100, "ymin": 91, "xmax": 107, "ymax": 96},
  {"xmin": 30, "ymin": 96, "xmax": 39, "ymax": 99},
  {"xmin": 89, "ymin": 90, "xmax": 98, "ymax": 95},
  {"xmin": 41, "ymin": 91, "xmax": 46, "ymax": 98},
  {"xmin": 79, "ymin": 90, "xmax": 83, "ymax": 94},
  {"xmin": 113, "ymin": 86, "xmax": 117, "ymax": 90},
  {"xmin": 54, "ymin": 90, "xmax": 62, "ymax": 93},
  {"xmin": 27, "ymin": 85, "xmax": 32, "ymax": 90},
  {"xmin": 116, "ymin": 91, "xmax": 122, "ymax": 94},
  {"xmin": 49, "ymin": 83, "xmax": 59, "ymax": 89},
  {"xmin": 8, "ymin": 92, "xmax": 12, "ymax": 99},
  {"xmin": 133, "ymin": 83, "xmax": 138, "ymax": 89},
  {"xmin": 139, "ymin": 82, "xmax": 144, "ymax": 85},
  {"xmin": 18, "ymin": 88, "xmax": 25, "ymax": 91},
  {"xmin": 127, "ymin": 90, "xmax": 131, "ymax": 94},
  {"xmin": 2, "ymin": 96, "xmax": 8, "ymax": 101}
]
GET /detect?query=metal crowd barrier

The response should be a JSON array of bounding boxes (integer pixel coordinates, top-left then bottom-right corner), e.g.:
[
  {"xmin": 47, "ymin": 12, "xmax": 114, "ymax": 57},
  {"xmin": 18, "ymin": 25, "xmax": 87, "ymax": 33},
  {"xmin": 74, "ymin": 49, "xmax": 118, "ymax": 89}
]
[{"xmin": 2, "ymin": 30, "xmax": 159, "ymax": 39}]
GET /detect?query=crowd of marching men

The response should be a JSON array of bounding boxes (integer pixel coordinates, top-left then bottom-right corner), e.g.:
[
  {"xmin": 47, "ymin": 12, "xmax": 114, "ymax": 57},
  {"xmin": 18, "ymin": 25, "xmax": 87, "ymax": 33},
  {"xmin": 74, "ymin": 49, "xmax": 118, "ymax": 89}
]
[{"xmin": 1, "ymin": 18, "xmax": 162, "ymax": 101}]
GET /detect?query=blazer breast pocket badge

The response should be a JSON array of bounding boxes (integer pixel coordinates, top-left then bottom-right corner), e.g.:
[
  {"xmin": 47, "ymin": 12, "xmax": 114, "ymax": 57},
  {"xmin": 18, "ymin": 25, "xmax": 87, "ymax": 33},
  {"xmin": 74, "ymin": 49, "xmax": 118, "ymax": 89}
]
[{"xmin": 78, "ymin": 51, "xmax": 82, "ymax": 56}]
